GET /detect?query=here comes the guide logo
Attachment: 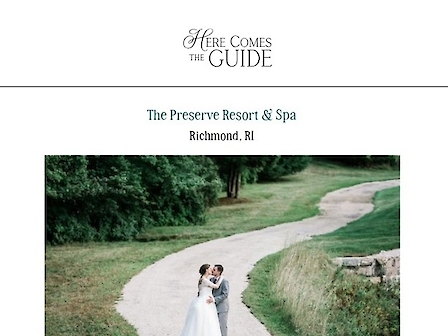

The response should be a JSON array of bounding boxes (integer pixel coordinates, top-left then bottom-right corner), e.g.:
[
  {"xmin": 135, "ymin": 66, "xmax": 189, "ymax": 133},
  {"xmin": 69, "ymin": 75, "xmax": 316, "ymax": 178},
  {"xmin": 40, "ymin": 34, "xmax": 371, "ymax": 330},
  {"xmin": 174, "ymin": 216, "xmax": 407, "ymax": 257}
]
[{"xmin": 183, "ymin": 28, "xmax": 272, "ymax": 67}]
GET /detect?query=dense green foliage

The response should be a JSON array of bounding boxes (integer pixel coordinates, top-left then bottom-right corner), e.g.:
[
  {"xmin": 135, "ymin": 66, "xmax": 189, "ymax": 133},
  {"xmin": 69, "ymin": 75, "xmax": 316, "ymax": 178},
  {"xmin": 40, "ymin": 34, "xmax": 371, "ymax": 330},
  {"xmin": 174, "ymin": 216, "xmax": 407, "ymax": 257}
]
[
  {"xmin": 209, "ymin": 156, "xmax": 270, "ymax": 197},
  {"xmin": 328, "ymin": 269, "xmax": 400, "ymax": 336},
  {"xmin": 315, "ymin": 155, "xmax": 399, "ymax": 168},
  {"xmin": 209, "ymin": 155, "xmax": 311, "ymax": 197},
  {"xmin": 257, "ymin": 155, "xmax": 311, "ymax": 181},
  {"xmin": 46, "ymin": 155, "xmax": 221, "ymax": 244}
]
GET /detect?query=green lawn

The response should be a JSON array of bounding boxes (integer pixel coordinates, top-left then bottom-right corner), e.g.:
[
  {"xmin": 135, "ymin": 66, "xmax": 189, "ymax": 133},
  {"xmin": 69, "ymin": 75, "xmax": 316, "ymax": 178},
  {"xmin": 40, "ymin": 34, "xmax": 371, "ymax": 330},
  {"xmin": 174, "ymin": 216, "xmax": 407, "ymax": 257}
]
[
  {"xmin": 308, "ymin": 186, "xmax": 400, "ymax": 257},
  {"xmin": 45, "ymin": 161, "xmax": 400, "ymax": 336}
]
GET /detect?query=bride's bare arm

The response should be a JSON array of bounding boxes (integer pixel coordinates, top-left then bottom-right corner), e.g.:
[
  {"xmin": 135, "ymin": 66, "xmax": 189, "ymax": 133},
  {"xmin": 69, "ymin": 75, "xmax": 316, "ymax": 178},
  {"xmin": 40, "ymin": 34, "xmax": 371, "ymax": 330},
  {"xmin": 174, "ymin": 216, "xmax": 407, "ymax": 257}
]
[{"xmin": 208, "ymin": 276, "xmax": 223, "ymax": 289}]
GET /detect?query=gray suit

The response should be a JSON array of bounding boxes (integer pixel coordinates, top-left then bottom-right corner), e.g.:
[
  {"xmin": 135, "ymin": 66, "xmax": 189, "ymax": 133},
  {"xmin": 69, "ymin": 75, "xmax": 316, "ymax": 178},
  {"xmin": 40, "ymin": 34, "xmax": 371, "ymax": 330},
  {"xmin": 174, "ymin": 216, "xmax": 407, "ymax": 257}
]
[{"xmin": 212, "ymin": 277, "xmax": 229, "ymax": 336}]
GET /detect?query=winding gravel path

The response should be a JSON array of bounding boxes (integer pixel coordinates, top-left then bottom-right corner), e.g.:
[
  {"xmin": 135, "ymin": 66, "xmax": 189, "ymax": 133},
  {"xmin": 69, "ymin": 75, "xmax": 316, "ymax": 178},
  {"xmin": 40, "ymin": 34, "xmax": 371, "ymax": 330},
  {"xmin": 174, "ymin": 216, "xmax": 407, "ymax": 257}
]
[{"xmin": 116, "ymin": 179, "xmax": 400, "ymax": 336}]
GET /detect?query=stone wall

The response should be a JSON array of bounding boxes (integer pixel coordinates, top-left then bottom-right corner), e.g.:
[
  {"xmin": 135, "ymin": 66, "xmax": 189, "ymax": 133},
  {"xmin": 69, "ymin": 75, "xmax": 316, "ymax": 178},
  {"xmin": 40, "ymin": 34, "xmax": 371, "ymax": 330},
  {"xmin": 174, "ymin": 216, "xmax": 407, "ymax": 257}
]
[{"xmin": 333, "ymin": 249, "xmax": 400, "ymax": 283}]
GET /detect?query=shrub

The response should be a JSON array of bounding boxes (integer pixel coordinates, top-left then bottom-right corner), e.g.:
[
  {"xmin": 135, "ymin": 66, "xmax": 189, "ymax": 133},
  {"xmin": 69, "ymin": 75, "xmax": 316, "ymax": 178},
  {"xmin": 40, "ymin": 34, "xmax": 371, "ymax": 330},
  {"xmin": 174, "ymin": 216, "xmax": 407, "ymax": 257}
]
[
  {"xmin": 46, "ymin": 155, "xmax": 222, "ymax": 244},
  {"xmin": 315, "ymin": 155, "xmax": 399, "ymax": 168},
  {"xmin": 328, "ymin": 269, "xmax": 400, "ymax": 336},
  {"xmin": 257, "ymin": 156, "xmax": 311, "ymax": 181}
]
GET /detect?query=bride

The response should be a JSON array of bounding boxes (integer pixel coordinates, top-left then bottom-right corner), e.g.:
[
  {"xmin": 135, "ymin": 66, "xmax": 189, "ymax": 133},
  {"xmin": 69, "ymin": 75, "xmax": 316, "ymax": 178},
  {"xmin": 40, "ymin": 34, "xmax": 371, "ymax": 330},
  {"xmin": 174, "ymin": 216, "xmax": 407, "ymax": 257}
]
[{"xmin": 180, "ymin": 264, "xmax": 224, "ymax": 336}]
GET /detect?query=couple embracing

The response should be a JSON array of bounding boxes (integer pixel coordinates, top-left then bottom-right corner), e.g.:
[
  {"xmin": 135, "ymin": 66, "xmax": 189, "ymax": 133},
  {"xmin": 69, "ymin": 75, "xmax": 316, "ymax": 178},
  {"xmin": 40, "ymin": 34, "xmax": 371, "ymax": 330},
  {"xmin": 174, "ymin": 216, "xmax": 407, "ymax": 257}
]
[{"xmin": 180, "ymin": 264, "xmax": 229, "ymax": 336}]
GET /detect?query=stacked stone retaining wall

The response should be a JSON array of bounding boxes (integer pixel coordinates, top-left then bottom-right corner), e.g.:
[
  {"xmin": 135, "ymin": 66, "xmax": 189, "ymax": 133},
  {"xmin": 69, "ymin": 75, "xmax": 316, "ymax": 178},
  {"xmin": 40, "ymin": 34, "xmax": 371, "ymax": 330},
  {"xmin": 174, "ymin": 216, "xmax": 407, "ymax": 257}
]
[{"xmin": 333, "ymin": 249, "xmax": 400, "ymax": 283}]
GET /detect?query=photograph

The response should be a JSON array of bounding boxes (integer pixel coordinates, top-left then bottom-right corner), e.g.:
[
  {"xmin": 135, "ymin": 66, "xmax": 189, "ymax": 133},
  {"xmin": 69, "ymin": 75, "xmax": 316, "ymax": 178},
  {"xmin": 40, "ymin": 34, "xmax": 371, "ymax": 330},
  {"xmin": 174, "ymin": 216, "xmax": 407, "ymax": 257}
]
[{"xmin": 45, "ymin": 155, "xmax": 400, "ymax": 336}]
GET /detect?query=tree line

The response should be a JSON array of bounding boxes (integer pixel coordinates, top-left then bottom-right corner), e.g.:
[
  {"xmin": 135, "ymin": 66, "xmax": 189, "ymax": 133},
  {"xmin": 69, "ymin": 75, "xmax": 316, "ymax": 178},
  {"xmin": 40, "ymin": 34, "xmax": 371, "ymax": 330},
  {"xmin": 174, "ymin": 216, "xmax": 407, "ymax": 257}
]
[{"xmin": 45, "ymin": 155, "xmax": 397, "ymax": 244}]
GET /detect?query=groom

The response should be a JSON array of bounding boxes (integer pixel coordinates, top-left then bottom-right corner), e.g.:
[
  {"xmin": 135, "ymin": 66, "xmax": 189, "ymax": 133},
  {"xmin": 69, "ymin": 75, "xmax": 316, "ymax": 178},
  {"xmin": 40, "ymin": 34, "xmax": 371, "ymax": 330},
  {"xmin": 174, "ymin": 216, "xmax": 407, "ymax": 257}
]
[{"xmin": 207, "ymin": 264, "xmax": 229, "ymax": 336}]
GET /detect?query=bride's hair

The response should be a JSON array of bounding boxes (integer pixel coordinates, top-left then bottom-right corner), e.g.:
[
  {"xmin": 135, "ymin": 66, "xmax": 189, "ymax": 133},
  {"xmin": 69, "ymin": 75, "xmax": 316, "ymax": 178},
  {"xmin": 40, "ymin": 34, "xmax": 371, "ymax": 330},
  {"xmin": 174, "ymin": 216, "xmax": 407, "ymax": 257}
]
[
  {"xmin": 199, "ymin": 264, "xmax": 210, "ymax": 276},
  {"xmin": 198, "ymin": 264, "xmax": 210, "ymax": 286}
]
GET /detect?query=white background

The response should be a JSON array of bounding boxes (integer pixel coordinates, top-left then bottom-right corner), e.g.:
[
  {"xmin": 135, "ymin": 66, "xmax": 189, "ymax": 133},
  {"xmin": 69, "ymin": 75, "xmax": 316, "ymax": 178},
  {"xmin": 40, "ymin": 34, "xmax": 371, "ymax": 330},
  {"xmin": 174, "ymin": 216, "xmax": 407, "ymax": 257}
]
[
  {"xmin": 1, "ymin": 1, "xmax": 448, "ymax": 86},
  {"xmin": 1, "ymin": 1, "xmax": 447, "ymax": 335}
]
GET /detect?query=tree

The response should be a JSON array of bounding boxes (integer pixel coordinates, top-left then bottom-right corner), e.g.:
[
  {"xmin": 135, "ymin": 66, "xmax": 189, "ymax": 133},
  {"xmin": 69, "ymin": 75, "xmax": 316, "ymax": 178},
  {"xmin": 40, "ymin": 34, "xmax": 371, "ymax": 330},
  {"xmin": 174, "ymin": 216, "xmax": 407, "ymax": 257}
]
[
  {"xmin": 209, "ymin": 156, "xmax": 270, "ymax": 198},
  {"xmin": 257, "ymin": 156, "xmax": 311, "ymax": 181}
]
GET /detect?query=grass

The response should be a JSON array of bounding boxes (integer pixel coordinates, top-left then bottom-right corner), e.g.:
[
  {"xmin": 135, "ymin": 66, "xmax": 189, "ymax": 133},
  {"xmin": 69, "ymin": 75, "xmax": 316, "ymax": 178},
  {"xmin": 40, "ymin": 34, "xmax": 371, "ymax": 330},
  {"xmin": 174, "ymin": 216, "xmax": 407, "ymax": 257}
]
[
  {"xmin": 243, "ymin": 253, "xmax": 298, "ymax": 335},
  {"xmin": 45, "ymin": 240, "xmax": 204, "ymax": 335},
  {"xmin": 242, "ymin": 185, "xmax": 401, "ymax": 336},
  {"xmin": 244, "ymin": 245, "xmax": 335, "ymax": 336},
  {"xmin": 45, "ymin": 161, "xmax": 400, "ymax": 336},
  {"xmin": 307, "ymin": 185, "xmax": 400, "ymax": 257}
]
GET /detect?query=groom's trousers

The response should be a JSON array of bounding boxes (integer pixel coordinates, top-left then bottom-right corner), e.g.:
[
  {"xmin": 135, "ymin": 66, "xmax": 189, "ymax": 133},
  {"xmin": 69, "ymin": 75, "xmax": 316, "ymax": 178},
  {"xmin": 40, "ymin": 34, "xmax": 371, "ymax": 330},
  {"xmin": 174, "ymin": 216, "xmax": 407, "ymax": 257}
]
[{"xmin": 218, "ymin": 311, "xmax": 228, "ymax": 336}]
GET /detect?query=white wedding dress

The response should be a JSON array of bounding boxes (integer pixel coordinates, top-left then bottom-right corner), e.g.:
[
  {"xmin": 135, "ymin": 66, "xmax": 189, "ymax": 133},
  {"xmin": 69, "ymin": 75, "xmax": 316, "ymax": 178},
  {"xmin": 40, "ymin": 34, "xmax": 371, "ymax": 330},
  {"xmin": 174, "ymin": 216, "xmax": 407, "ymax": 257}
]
[{"xmin": 180, "ymin": 278, "xmax": 222, "ymax": 336}]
